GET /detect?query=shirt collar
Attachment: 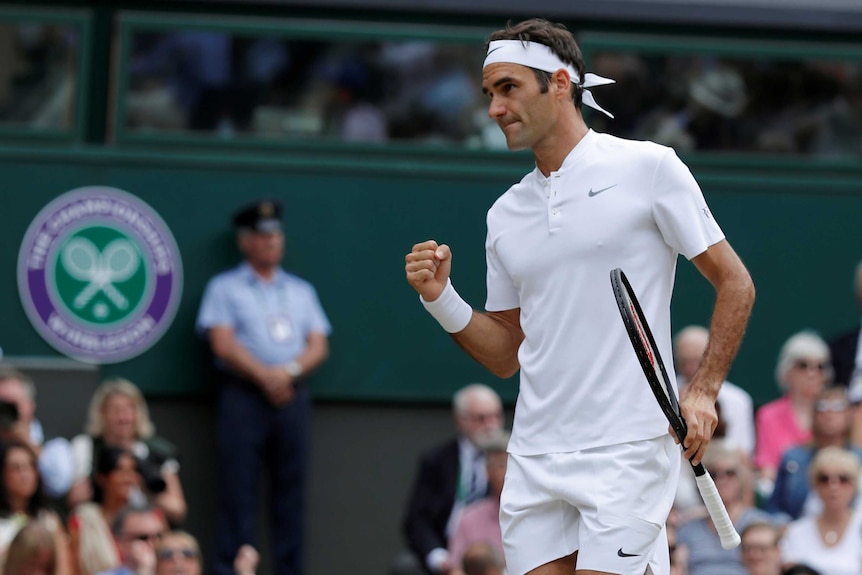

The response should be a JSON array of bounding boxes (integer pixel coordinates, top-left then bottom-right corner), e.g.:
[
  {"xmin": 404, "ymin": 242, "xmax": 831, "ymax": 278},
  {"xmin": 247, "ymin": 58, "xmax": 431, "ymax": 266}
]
[{"xmin": 239, "ymin": 262, "xmax": 286, "ymax": 286}]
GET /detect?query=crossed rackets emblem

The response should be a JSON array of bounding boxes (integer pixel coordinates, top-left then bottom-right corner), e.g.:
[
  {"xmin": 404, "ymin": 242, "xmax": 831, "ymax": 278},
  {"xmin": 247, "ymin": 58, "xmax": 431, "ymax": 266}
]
[{"xmin": 61, "ymin": 237, "xmax": 140, "ymax": 312}]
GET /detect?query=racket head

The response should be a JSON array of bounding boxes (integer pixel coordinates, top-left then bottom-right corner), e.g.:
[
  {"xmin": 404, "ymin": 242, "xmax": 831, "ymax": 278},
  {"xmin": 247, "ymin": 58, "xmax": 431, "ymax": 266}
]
[{"xmin": 610, "ymin": 268, "xmax": 687, "ymax": 444}]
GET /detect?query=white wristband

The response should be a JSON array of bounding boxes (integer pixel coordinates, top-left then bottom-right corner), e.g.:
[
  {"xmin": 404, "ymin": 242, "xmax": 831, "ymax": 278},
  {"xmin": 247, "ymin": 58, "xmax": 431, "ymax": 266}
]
[{"xmin": 420, "ymin": 279, "xmax": 473, "ymax": 333}]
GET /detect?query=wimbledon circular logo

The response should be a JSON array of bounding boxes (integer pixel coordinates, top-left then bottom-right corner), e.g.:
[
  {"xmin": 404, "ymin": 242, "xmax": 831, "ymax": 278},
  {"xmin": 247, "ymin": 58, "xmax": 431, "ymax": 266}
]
[{"xmin": 17, "ymin": 187, "xmax": 183, "ymax": 364}]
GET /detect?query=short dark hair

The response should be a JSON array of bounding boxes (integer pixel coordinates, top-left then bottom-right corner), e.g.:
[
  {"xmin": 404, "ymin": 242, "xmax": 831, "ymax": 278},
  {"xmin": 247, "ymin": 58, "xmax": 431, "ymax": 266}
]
[
  {"xmin": 111, "ymin": 503, "xmax": 159, "ymax": 535},
  {"xmin": 486, "ymin": 18, "xmax": 586, "ymax": 108}
]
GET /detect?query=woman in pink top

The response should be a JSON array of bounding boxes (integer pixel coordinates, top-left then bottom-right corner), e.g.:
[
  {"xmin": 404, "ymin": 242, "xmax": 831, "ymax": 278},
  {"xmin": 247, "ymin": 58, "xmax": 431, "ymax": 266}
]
[{"xmin": 755, "ymin": 331, "xmax": 833, "ymax": 496}]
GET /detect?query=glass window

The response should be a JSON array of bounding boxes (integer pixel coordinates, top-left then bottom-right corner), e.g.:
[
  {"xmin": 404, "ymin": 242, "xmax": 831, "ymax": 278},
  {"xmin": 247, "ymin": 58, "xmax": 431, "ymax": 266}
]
[
  {"xmin": 121, "ymin": 28, "xmax": 502, "ymax": 148},
  {"xmin": 0, "ymin": 22, "xmax": 80, "ymax": 131},
  {"xmin": 586, "ymin": 51, "xmax": 862, "ymax": 158}
]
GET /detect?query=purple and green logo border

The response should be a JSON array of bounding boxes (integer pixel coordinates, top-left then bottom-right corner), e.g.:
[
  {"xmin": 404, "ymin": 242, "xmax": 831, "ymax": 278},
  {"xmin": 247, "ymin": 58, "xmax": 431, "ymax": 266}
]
[{"xmin": 17, "ymin": 187, "xmax": 183, "ymax": 364}]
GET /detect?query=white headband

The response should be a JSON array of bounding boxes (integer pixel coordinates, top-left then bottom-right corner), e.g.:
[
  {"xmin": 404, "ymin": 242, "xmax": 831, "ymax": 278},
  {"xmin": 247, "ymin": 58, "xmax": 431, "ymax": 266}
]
[{"xmin": 483, "ymin": 40, "xmax": 615, "ymax": 118}]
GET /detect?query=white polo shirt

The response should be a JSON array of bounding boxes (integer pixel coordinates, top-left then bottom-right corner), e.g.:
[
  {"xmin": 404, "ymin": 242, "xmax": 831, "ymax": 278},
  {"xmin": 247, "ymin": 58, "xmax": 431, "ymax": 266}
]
[{"xmin": 485, "ymin": 130, "xmax": 725, "ymax": 455}]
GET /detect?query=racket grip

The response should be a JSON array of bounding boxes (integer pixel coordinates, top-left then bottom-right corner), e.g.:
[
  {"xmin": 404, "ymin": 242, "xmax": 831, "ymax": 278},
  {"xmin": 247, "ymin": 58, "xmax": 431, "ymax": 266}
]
[{"xmin": 695, "ymin": 471, "xmax": 741, "ymax": 549}]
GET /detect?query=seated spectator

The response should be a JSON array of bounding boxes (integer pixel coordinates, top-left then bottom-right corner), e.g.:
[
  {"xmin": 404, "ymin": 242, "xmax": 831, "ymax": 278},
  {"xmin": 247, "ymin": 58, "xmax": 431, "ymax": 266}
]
[
  {"xmin": 0, "ymin": 366, "xmax": 74, "ymax": 500},
  {"xmin": 69, "ymin": 379, "xmax": 186, "ymax": 526},
  {"xmin": 68, "ymin": 447, "xmax": 141, "ymax": 575},
  {"xmin": 394, "ymin": 383, "xmax": 504, "ymax": 575},
  {"xmin": 155, "ymin": 531, "xmax": 199, "ymax": 575},
  {"xmin": 755, "ymin": 331, "xmax": 833, "ymax": 495},
  {"xmin": 779, "ymin": 446, "xmax": 862, "ymax": 575},
  {"xmin": 460, "ymin": 542, "xmax": 503, "ymax": 575},
  {"xmin": 677, "ymin": 441, "xmax": 783, "ymax": 575},
  {"xmin": 3, "ymin": 520, "xmax": 57, "ymax": 575},
  {"xmin": 97, "ymin": 504, "xmax": 167, "ymax": 575},
  {"xmin": 767, "ymin": 386, "xmax": 862, "ymax": 519},
  {"xmin": 0, "ymin": 441, "xmax": 69, "ymax": 573},
  {"xmin": 155, "ymin": 530, "xmax": 258, "ymax": 575},
  {"xmin": 447, "ymin": 430, "xmax": 509, "ymax": 574},
  {"xmin": 740, "ymin": 522, "xmax": 782, "ymax": 575}
]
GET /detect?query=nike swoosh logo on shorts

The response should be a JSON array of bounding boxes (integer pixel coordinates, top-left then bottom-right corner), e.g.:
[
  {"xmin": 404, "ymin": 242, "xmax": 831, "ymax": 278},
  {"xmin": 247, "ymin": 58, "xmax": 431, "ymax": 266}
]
[
  {"xmin": 588, "ymin": 184, "xmax": 618, "ymax": 197},
  {"xmin": 617, "ymin": 548, "xmax": 639, "ymax": 557}
]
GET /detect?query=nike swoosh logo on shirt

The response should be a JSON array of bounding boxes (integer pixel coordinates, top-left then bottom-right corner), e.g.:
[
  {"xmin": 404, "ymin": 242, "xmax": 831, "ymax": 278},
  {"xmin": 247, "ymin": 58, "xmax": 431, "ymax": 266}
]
[{"xmin": 588, "ymin": 184, "xmax": 618, "ymax": 197}]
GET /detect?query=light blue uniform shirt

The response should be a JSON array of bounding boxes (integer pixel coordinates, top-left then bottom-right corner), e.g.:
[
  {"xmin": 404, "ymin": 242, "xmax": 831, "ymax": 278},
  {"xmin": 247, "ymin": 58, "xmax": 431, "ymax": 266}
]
[{"xmin": 196, "ymin": 262, "xmax": 331, "ymax": 366}]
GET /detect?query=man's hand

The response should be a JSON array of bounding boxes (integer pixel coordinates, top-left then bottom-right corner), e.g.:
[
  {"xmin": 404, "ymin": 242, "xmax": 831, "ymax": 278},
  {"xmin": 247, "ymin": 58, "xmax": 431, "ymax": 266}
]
[
  {"xmin": 256, "ymin": 367, "xmax": 295, "ymax": 407},
  {"xmin": 677, "ymin": 381, "xmax": 719, "ymax": 465},
  {"xmin": 129, "ymin": 540, "xmax": 156, "ymax": 575},
  {"xmin": 234, "ymin": 545, "xmax": 260, "ymax": 575},
  {"xmin": 405, "ymin": 240, "xmax": 452, "ymax": 302}
]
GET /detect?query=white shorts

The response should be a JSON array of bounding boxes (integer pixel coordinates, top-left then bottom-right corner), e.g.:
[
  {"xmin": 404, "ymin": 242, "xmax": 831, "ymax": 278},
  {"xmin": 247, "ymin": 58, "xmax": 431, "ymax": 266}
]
[{"xmin": 500, "ymin": 434, "xmax": 680, "ymax": 575}]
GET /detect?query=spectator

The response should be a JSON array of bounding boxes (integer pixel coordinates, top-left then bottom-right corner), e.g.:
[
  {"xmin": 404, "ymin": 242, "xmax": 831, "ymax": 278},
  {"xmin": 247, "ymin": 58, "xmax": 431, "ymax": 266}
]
[
  {"xmin": 0, "ymin": 366, "xmax": 75, "ymax": 500},
  {"xmin": 828, "ymin": 259, "xmax": 862, "ymax": 407},
  {"xmin": 69, "ymin": 379, "xmax": 186, "ymax": 526},
  {"xmin": 155, "ymin": 531, "xmax": 258, "ymax": 575},
  {"xmin": 68, "ymin": 447, "xmax": 140, "ymax": 575},
  {"xmin": 97, "ymin": 505, "xmax": 166, "ymax": 575},
  {"xmin": 755, "ymin": 331, "xmax": 833, "ymax": 494},
  {"xmin": 460, "ymin": 542, "xmax": 503, "ymax": 575},
  {"xmin": 677, "ymin": 441, "xmax": 781, "ymax": 575},
  {"xmin": 196, "ymin": 199, "xmax": 331, "ymax": 575},
  {"xmin": 767, "ymin": 386, "xmax": 862, "ymax": 519},
  {"xmin": 779, "ymin": 446, "xmax": 862, "ymax": 575},
  {"xmin": 447, "ymin": 429, "xmax": 509, "ymax": 574},
  {"xmin": 674, "ymin": 326, "xmax": 755, "ymax": 455},
  {"xmin": 3, "ymin": 520, "xmax": 57, "ymax": 575},
  {"xmin": 394, "ymin": 384, "xmax": 504, "ymax": 575},
  {"xmin": 740, "ymin": 522, "xmax": 782, "ymax": 575},
  {"xmin": 0, "ymin": 441, "xmax": 69, "ymax": 574}
]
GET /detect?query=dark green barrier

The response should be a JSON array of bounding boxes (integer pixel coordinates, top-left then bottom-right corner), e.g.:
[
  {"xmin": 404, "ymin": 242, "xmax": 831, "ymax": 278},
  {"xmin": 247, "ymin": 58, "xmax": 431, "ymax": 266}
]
[{"xmin": 0, "ymin": 146, "xmax": 859, "ymax": 406}]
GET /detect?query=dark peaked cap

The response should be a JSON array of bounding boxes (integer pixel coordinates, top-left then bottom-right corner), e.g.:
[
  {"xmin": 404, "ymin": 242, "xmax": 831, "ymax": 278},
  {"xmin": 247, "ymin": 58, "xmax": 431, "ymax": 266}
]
[{"xmin": 233, "ymin": 199, "xmax": 283, "ymax": 233}]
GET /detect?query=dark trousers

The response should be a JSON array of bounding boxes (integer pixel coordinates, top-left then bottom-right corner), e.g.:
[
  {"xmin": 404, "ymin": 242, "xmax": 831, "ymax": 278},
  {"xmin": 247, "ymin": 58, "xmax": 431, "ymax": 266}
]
[{"xmin": 212, "ymin": 380, "xmax": 311, "ymax": 575}]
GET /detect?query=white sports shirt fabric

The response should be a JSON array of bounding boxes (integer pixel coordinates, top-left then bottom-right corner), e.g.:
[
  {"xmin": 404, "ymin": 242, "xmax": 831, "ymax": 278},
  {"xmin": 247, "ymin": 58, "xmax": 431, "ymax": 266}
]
[{"xmin": 485, "ymin": 130, "xmax": 725, "ymax": 455}]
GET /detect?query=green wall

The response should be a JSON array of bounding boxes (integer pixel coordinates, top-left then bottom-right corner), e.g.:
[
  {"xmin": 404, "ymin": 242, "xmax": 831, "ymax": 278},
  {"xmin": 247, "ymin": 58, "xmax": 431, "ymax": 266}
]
[{"xmin": 0, "ymin": 146, "xmax": 860, "ymax": 406}]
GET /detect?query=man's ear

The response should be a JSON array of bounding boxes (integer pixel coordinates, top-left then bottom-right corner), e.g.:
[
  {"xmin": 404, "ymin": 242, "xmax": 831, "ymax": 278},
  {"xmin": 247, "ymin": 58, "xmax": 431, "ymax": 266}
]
[{"xmin": 551, "ymin": 69, "xmax": 572, "ymax": 97}]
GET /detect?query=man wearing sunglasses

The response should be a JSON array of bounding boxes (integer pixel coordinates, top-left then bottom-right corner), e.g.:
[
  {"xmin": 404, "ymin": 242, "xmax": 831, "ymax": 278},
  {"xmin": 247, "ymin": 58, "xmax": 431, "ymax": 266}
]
[{"xmin": 99, "ymin": 505, "xmax": 167, "ymax": 575}]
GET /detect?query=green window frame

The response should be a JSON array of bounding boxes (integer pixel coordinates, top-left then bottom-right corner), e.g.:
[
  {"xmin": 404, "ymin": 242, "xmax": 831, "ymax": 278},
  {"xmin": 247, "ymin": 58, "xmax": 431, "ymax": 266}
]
[{"xmin": 0, "ymin": 7, "xmax": 91, "ymax": 143}]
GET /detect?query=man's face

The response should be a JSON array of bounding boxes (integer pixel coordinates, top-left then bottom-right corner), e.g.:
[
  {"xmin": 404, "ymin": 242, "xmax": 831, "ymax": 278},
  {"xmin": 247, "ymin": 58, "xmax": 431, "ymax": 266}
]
[
  {"xmin": 0, "ymin": 379, "xmax": 35, "ymax": 425},
  {"xmin": 482, "ymin": 63, "xmax": 563, "ymax": 152},
  {"xmin": 156, "ymin": 534, "xmax": 202, "ymax": 575},
  {"xmin": 239, "ymin": 230, "xmax": 284, "ymax": 269},
  {"xmin": 456, "ymin": 393, "xmax": 503, "ymax": 446},
  {"xmin": 117, "ymin": 512, "xmax": 165, "ymax": 567}
]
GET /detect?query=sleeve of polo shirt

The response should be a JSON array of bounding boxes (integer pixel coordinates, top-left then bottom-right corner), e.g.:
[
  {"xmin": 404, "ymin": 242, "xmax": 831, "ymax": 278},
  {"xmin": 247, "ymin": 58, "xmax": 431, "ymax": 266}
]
[
  {"xmin": 484, "ymin": 224, "xmax": 518, "ymax": 313},
  {"xmin": 302, "ymin": 284, "xmax": 332, "ymax": 336},
  {"xmin": 195, "ymin": 276, "xmax": 235, "ymax": 334},
  {"xmin": 651, "ymin": 149, "xmax": 725, "ymax": 260}
]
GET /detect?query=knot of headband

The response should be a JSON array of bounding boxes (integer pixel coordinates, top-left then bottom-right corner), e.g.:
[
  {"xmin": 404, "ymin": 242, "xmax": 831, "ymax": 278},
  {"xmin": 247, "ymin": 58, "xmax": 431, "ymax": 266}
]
[{"xmin": 483, "ymin": 40, "xmax": 615, "ymax": 118}]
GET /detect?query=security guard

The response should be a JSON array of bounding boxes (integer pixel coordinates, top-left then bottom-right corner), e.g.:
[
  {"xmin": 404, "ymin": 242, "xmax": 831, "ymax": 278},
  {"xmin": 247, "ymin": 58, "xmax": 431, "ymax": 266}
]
[{"xmin": 196, "ymin": 199, "xmax": 331, "ymax": 575}]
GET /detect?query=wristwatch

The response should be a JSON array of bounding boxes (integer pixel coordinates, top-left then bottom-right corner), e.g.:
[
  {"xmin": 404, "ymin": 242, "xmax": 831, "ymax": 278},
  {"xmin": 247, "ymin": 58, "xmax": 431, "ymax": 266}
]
[{"xmin": 284, "ymin": 360, "xmax": 302, "ymax": 378}]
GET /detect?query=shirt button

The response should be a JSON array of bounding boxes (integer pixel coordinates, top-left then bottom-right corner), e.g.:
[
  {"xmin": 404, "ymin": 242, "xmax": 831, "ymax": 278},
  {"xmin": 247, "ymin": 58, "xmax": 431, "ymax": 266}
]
[{"xmin": 552, "ymin": 208, "xmax": 558, "ymax": 215}]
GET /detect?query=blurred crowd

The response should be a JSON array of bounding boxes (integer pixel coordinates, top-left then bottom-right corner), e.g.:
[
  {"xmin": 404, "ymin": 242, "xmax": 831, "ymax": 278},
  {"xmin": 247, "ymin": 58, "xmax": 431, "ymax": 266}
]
[
  {"xmin": 396, "ymin": 260, "xmax": 862, "ymax": 575},
  {"xmin": 2, "ymin": 22, "xmax": 862, "ymax": 158},
  {"xmin": 0, "ymin": 368, "xmax": 260, "ymax": 575}
]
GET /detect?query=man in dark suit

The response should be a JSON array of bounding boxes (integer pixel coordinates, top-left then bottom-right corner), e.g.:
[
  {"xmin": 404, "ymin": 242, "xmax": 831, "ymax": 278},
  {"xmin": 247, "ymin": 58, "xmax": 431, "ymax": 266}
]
[
  {"xmin": 396, "ymin": 383, "xmax": 504, "ymax": 575},
  {"xmin": 829, "ymin": 259, "xmax": 862, "ymax": 399}
]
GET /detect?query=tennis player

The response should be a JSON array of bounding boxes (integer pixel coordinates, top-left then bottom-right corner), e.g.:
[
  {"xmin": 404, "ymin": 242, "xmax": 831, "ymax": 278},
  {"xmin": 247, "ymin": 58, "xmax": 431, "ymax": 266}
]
[{"xmin": 404, "ymin": 18, "xmax": 755, "ymax": 575}]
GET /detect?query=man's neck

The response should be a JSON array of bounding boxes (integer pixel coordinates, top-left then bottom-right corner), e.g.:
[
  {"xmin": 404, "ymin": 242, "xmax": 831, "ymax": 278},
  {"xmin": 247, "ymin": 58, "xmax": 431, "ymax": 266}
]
[
  {"xmin": 533, "ymin": 112, "xmax": 588, "ymax": 176},
  {"xmin": 249, "ymin": 262, "xmax": 277, "ymax": 281}
]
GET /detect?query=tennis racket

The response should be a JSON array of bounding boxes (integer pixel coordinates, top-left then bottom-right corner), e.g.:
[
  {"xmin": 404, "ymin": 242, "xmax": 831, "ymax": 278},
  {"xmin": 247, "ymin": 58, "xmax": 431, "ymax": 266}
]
[{"xmin": 610, "ymin": 268, "xmax": 741, "ymax": 550}]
